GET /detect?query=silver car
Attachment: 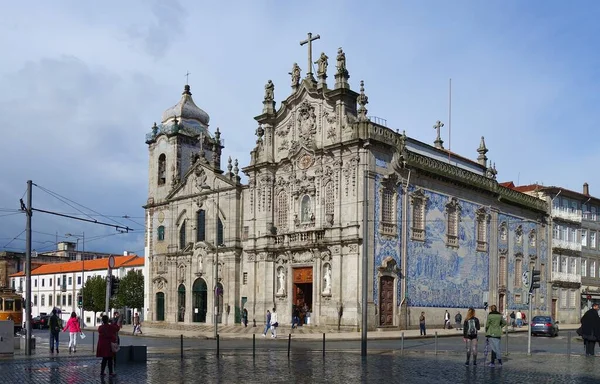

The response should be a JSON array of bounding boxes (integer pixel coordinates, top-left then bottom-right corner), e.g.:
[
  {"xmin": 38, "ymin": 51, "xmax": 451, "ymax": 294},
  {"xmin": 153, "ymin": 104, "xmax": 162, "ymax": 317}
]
[{"xmin": 530, "ymin": 315, "xmax": 559, "ymax": 337}]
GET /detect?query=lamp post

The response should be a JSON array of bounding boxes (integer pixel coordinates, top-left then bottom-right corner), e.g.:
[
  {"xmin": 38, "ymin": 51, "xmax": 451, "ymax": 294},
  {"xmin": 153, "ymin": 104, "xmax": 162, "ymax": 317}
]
[{"xmin": 66, "ymin": 232, "xmax": 85, "ymax": 326}]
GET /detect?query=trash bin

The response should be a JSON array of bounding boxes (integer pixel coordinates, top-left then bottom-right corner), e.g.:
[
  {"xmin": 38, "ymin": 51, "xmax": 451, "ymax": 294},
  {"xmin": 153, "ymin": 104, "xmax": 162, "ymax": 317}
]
[{"xmin": 130, "ymin": 345, "xmax": 147, "ymax": 363}]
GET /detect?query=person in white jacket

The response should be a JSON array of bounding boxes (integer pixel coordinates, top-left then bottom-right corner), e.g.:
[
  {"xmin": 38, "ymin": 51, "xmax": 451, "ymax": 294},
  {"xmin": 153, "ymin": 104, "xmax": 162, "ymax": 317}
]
[{"xmin": 270, "ymin": 307, "xmax": 278, "ymax": 338}]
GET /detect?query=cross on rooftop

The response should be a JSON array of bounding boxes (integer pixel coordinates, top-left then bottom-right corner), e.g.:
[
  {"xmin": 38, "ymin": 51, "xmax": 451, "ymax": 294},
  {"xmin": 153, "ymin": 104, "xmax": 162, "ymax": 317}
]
[
  {"xmin": 300, "ymin": 32, "xmax": 320, "ymax": 78},
  {"xmin": 185, "ymin": 71, "xmax": 191, "ymax": 85}
]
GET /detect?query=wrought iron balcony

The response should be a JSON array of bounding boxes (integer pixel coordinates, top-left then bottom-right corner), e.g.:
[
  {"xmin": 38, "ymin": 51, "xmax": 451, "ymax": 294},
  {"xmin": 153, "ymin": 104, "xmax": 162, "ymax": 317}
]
[
  {"xmin": 552, "ymin": 207, "xmax": 582, "ymax": 223},
  {"xmin": 551, "ymin": 271, "xmax": 582, "ymax": 284},
  {"xmin": 60, "ymin": 284, "xmax": 67, "ymax": 292},
  {"xmin": 552, "ymin": 238, "xmax": 582, "ymax": 252}
]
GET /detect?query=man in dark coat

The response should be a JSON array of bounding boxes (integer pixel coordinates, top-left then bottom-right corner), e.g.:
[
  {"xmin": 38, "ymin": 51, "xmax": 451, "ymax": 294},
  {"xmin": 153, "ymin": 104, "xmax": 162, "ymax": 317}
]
[{"xmin": 580, "ymin": 303, "xmax": 600, "ymax": 356}]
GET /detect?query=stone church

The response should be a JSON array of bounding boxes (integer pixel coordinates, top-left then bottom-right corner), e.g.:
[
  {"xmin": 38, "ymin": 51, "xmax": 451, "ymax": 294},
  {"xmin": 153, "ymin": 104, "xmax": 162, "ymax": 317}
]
[{"xmin": 143, "ymin": 36, "xmax": 549, "ymax": 330}]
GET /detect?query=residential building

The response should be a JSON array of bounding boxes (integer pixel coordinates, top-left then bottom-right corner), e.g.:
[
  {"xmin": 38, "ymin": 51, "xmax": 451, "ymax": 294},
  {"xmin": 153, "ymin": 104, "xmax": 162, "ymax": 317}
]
[
  {"xmin": 144, "ymin": 39, "xmax": 549, "ymax": 330},
  {"xmin": 508, "ymin": 182, "xmax": 600, "ymax": 322},
  {"xmin": 9, "ymin": 254, "xmax": 144, "ymax": 326}
]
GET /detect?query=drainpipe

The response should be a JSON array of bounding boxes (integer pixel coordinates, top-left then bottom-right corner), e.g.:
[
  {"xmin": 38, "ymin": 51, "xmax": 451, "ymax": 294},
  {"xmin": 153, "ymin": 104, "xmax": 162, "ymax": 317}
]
[{"xmin": 400, "ymin": 169, "xmax": 411, "ymax": 328}]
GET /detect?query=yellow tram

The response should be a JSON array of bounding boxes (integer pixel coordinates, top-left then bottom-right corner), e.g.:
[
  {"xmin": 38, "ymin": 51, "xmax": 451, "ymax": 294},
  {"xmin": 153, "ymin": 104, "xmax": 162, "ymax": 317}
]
[{"xmin": 0, "ymin": 288, "xmax": 23, "ymax": 333}]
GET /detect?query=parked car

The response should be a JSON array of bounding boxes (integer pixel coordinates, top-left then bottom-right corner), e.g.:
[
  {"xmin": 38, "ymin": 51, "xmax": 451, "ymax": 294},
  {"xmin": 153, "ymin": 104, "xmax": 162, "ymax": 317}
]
[
  {"xmin": 530, "ymin": 315, "xmax": 559, "ymax": 337},
  {"xmin": 31, "ymin": 315, "xmax": 49, "ymax": 329}
]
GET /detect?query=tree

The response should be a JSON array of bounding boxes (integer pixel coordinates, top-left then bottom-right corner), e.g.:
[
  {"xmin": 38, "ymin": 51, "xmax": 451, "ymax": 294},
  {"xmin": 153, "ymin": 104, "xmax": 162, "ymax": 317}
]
[
  {"xmin": 81, "ymin": 275, "xmax": 111, "ymax": 325},
  {"xmin": 114, "ymin": 269, "xmax": 144, "ymax": 310}
]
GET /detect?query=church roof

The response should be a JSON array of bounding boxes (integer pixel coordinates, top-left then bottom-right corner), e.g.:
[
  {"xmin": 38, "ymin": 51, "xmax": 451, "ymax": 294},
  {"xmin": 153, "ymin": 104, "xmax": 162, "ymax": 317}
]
[{"xmin": 161, "ymin": 85, "xmax": 210, "ymax": 127}]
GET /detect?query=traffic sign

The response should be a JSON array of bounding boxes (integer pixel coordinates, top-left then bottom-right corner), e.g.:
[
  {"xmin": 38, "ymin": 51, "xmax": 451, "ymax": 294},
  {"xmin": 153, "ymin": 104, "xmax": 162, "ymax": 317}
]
[{"xmin": 108, "ymin": 255, "xmax": 115, "ymax": 269}]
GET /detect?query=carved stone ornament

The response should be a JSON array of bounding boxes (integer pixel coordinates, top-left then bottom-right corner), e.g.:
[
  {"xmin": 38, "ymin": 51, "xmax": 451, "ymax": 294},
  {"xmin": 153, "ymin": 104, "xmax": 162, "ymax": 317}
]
[
  {"xmin": 276, "ymin": 122, "xmax": 291, "ymax": 137},
  {"xmin": 378, "ymin": 256, "xmax": 400, "ymax": 276},
  {"xmin": 152, "ymin": 276, "xmax": 168, "ymax": 291},
  {"xmin": 320, "ymin": 250, "xmax": 332, "ymax": 262},
  {"xmin": 348, "ymin": 244, "xmax": 358, "ymax": 253},
  {"xmin": 178, "ymin": 263, "xmax": 187, "ymax": 284},
  {"xmin": 195, "ymin": 168, "xmax": 207, "ymax": 189},
  {"xmin": 296, "ymin": 101, "xmax": 317, "ymax": 145},
  {"xmin": 293, "ymin": 251, "xmax": 314, "ymax": 263},
  {"xmin": 292, "ymin": 170, "xmax": 316, "ymax": 197}
]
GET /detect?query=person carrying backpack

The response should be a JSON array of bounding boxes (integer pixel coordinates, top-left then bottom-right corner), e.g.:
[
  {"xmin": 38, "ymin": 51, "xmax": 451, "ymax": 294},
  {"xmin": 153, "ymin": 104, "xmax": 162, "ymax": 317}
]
[
  {"xmin": 455, "ymin": 312, "xmax": 463, "ymax": 330},
  {"xmin": 463, "ymin": 307, "xmax": 481, "ymax": 366}
]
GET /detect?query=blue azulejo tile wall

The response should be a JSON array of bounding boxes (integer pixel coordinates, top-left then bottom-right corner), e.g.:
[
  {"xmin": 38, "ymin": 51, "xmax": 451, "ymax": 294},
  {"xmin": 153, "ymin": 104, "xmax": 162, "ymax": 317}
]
[
  {"xmin": 406, "ymin": 188, "xmax": 489, "ymax": 309},
  {"xmin": 373, "ymin": 174, "xmax": 402, "ymax": 305}
]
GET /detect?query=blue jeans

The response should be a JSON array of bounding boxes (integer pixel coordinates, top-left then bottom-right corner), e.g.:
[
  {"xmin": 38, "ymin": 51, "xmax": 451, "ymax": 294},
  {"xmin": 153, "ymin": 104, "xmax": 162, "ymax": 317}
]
[
  {"xmin": 50, "ymin": 332, "xmax": 59, "ymax": 351},
  {"xmin": 263, "ymin": 323, "xmax": 271, "ymax": 334},
  {"xmin": 419, "ymin": 323, "xmax": 426, "ymax": 335}
]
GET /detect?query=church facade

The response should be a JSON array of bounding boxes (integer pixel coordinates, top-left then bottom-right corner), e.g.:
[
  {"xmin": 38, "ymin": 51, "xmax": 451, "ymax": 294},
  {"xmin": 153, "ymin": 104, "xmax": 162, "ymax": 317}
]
[{"xmin": 143, "ymin": 37, "xmax": 550, "ymax": 330}]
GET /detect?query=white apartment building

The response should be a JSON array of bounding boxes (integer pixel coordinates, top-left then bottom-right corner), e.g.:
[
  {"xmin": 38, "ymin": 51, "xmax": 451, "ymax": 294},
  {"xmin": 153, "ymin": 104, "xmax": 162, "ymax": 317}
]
[{"xmin": 9, "ymin": 254, "xmax": 144, "ymax": 327}]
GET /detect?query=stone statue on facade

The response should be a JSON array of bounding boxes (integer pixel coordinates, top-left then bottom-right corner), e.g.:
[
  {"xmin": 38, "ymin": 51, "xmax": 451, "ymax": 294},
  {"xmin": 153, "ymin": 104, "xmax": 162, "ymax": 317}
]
[
  {"xmin": 315, "ymin": 52, "xmax": 328, "ymax": 78},
  {"xmin": 336, "ymin": 48, "xmax": 347, "ymax": 75},
  {"xmin": 323, "ymin": 264, "xmax": 331, "ymax": 294},
  {"xmin": 277, "ymin": 268, "xmax": 286, "ymax": 295},
  {"xmin": 289, "ymin": 63, "xmax": 301, "ymax": 87},
  {"xmin": 264, "ymin": 80, "xmax": 275, "ymax": 101}
]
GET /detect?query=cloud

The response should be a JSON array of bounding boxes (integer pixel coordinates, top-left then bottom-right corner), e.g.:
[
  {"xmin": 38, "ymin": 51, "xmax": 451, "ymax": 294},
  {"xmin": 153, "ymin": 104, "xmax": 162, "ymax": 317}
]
[{"xmin": 125, "ymin": 0, "xmax": 187, "ymax": 59}]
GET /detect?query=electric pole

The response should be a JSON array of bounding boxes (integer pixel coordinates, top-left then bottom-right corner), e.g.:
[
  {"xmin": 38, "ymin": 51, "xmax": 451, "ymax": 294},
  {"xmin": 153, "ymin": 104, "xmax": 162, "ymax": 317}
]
[{"xmin": 24, "ymin": 180, "xmax": 33, "ymax": 355}]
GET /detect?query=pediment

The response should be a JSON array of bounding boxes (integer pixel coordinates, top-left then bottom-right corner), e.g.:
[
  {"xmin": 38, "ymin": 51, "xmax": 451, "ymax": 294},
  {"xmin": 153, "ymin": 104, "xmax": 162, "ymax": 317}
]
[{"xmin": 166, "ymin": 162, "xmax": 234, "ymax": 202}]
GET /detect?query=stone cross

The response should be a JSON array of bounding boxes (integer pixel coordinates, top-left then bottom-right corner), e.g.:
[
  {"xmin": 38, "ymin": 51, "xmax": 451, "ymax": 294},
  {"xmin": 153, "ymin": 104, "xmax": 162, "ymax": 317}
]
[
  {"xmin": 185, "ymin": 71, "xmax": 191, "ymax": 85},
  {"xmin": 433, "ymin": 120, "xmax": 445, "ymax": 149},
  {"xmin": 300, "ymin": 32, "xmax": 320, "ymax": 79}
]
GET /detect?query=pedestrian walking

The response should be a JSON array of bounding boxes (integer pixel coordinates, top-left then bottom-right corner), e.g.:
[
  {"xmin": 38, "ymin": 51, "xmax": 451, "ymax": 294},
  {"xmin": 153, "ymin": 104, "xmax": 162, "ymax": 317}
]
[
  {"xmin": 48, "ymin": 309, "xmax": 61, "ymax": 354},
  {"xmin": 485, "ymin": 304, "xmax": 506, "ymax": 367},
  {"xmin": 262, "ymin": 310, "xmax": 271, "ymax": 336},
  {"xmin": 133, "ymin": 313, "xmax": 143, "ymax": 335},
  {"xmin": 516, "ymin": 310, "xmax": 522, "ymax": 328},
  {"xmin": 96, "ymin": 315, "xmax": 120, "ymax": 377},
  {"xmin": 62, "ymin": 311, "xmax": 82, "ymax": 354},
  {"xmin": 455, "ymin": 311, "xmax": 463, "ymax": 330},
  {"xmin": 419, "ymin": 312, "xmax": 427, "ymax": 336},
  {"xmin": 269, "ymin": 307, "xmax": 279, "ymax": 338},
  {"xmin": 509, "ymin": 311, "xmax": 516, "ymax": 330},
  {"xmin": 463, "ymin": 308, "xmax": 481, "ymax": 366},
  {"xmin": 242, "ymin": 308, "xmax": 248, "ymax": 328},
  {"xmin": 580, "ymin": 302, "xmax": 600, "ymax": 356},
  {"xmin": 444, "ymin": 310, "xmax": 450, "ymax": 329}
]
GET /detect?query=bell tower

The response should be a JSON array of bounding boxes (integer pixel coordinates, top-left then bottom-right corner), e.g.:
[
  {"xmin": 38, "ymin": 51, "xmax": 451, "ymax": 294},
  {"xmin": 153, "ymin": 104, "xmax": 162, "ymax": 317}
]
[{"xmin": 145, "ymin": 84, "xmax": 222, "ymax": 204}]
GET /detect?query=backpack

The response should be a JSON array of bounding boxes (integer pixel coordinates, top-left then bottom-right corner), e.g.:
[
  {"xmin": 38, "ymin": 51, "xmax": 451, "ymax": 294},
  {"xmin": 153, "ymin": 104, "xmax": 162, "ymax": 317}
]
[{"xmin": 467, "ymin": 319, "xmax": 477, "ymax": 337}]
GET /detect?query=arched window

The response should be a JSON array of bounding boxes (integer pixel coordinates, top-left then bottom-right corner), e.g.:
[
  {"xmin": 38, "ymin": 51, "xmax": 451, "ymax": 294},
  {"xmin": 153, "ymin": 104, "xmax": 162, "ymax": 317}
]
[
  {"xmin": 196, "ymin": 210, "xmax": 206, "ymax": 242},
  {"xmin": 179, "ymin": 220, "xmax": 187, "ymax": 250},
  {"xmin": 276, "ymin": 192, "xmax": 288, "ymax": 230},
  {"xmin": 157, "ymin": 225, "xmax": 165, "ymax": 241},
  {"xmin": 217, "ymin": 217, "xmax": 224, "ymax": 246},
  {"xmin": 158, "ymin": 154, "xmax": 166, "ymax": 185},
  {"xmin": 301, "ymin": 195, "xmax": 312, "ymax": 222}
]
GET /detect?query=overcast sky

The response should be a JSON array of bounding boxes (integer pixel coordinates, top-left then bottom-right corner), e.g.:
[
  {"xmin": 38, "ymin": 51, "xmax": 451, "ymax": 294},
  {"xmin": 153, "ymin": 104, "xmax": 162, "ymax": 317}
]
[{"xmin": 1, "ymin": 0, "xmax": 598, "ymax": 255}]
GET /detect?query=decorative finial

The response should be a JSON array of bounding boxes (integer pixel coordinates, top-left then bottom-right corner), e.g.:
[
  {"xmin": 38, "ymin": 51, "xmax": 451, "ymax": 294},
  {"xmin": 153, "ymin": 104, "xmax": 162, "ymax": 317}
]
[
  {"xmin": 227, "ymin": 156, "xmax": 233, "ymax": 175},
  {"xmin": 215, "ymin": 127, "xmax": 221, "ymax": 142},
  {"xmin": 234, "ymin": 159, "xmax": 239, "ymax": 177},
  {"xmin": 173, "ymin": 117, "xmax": 180, "ymax": 134},
  {"xmin": 477, "ymin": 136, "xmax": 488, "ymax": 166},
  {"xmin": 357, "ymin": 80, "xmax": 369, "ymax": 122},
  {"xmin": 152, "ymin": 122, "xmax": 158, "ymax": 136},
  {"xmin": 433, "ymin": 120, "xmax": 444, "ymax": 149},
  {"xmin": 183, "ymin": 84, "xmax": 191, "ymax": 95}
]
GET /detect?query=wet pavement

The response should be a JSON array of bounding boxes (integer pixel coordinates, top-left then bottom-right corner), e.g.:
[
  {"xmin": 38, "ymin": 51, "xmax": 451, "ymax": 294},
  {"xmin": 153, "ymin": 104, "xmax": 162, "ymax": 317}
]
[{"xmin": 2, "ymin": 351, "xmax": 600, "ymax": 383}]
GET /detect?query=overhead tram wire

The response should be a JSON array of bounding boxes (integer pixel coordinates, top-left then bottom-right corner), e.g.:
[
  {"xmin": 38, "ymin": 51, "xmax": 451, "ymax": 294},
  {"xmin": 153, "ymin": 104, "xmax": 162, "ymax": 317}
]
[
  {"xmin": 2, "ymin": 229, "xmax": 26, "ymax": 249},
  {"xmin": 33, "ymin": 183, "xmax": 130, "ymax": 229}
]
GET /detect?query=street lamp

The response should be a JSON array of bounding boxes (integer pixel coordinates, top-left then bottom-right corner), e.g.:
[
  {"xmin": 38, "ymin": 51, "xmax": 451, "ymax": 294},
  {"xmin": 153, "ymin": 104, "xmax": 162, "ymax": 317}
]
[{"xmin": 65, "ymin": 232, "xmax": 85, "ymax": 326}]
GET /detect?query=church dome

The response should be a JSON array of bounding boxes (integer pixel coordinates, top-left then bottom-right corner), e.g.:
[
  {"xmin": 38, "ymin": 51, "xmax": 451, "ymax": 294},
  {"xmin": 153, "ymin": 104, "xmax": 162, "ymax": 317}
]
[{"xmin": 161, "ymin": 85, "xmax": 210, "ymax": 126}]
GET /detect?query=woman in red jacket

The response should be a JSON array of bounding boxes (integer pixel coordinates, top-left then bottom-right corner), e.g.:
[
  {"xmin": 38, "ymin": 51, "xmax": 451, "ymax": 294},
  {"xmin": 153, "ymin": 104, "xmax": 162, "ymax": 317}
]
[{"xmin": 96, "ymin": 315, "xmax": 120, "ymax": 377}]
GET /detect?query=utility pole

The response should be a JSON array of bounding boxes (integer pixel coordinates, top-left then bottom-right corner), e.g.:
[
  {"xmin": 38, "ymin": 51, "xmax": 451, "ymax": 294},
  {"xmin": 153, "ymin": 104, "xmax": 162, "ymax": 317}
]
[
  {"xmin": 214, "ymin": 189, "xmax": 220, "ymax": 338},
  {"xmin": 24, "ymin": 180, "xmax": 33, "ymax": 355},
  {"xmin": 106, "ymin": 256, "xmax": 115, "ymax": 316},
  {"xmin": 361, "ymin": 143, "xmax": 369, "ymax": 357}
]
